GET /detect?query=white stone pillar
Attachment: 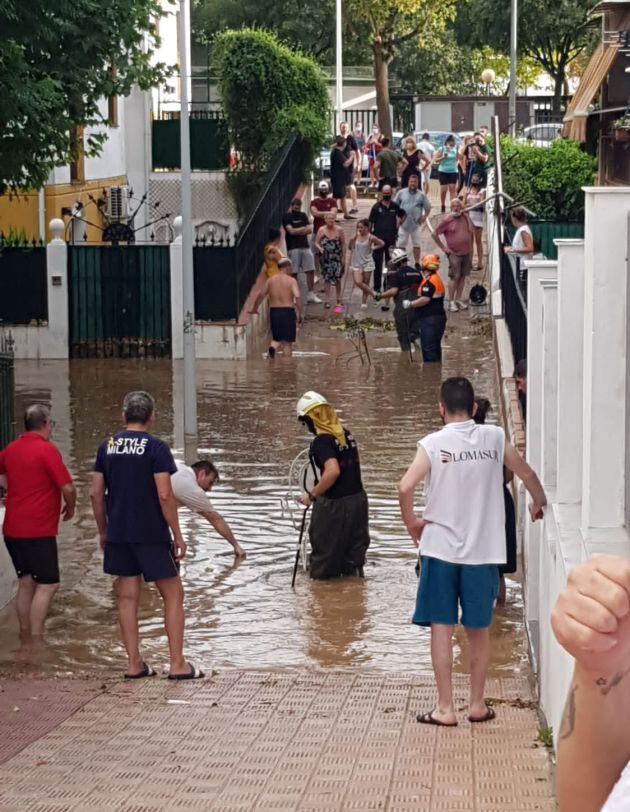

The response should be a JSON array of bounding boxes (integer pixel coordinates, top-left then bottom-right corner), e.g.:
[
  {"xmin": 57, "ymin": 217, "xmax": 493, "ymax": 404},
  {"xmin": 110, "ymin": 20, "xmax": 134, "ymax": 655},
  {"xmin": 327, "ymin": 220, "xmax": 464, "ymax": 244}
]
[
  {"xmin": 581, "ymin": 188, "xmax": 630, "ymax": 530},
  {"xmin": 524, "ymin": 260, "xmax": 557, "ymax": 623},
  {"xmin": 170, "ymin": 216, "xmax": 184, "ymax": 360},
  {"xmin": 540, "ymin": 278, "xmax": 558, "ymax": 490},
  {"xmin": 555, "ymin": 239, "xmax": 585, "ymax": 504},
  {"xmin": 46, "ymin": 219, "xmax": 69, "ymax": 359}
]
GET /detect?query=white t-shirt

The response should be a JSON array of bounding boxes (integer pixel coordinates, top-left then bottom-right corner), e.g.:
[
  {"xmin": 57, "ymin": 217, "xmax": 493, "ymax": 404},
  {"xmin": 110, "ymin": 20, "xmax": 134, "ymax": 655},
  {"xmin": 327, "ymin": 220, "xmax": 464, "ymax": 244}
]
[
  {"xmin": 171, "ymin": 462, "xmax": 213, "ymax": 514},
  {"xmin": 513, "ymin": 225, "xmax": 534, "ymax": 260},
  {"xmin": 418, "ymin": 420, "xmax": 506, "ymax": 565},
  {"xmin": 602, "ymin": 763, "xmax": 630, "ymax": 811},
  {"xmin": 418, "ymin": 140, "xmax": 436, "ymax": 161}
]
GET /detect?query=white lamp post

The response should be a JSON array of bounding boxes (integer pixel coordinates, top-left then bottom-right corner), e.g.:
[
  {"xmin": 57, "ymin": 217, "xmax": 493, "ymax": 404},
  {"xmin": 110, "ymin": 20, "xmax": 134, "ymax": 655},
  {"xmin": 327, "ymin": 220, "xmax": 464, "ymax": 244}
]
[
  {"xmin": 481, "ymin": 68, "xmax": 496, "ymax": 97},
  {"xmin": 178, "ymin": 0, "xmax": 198, "ymax": 456},
  {"xmin": 335, "ymin": 0, "xmax": 343, "ymax": 127},
  {"xmin": 509, "ymin": 0, "xmax": 518, "ymax": 136}
]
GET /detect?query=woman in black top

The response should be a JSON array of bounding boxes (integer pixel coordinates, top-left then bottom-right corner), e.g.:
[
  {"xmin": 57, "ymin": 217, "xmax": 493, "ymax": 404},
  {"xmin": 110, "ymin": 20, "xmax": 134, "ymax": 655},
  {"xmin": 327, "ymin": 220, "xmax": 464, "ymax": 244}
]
[
  {"xmin": 329, "ymin": 136, "xmax": 355, "ymax": 219},
  {"xmin": 400, "ymin": 136, "xmax": 430, "ymax": 189},
  {"xmin": 297, "ymin": 391, "xmax": 370, "ymax": 580}
]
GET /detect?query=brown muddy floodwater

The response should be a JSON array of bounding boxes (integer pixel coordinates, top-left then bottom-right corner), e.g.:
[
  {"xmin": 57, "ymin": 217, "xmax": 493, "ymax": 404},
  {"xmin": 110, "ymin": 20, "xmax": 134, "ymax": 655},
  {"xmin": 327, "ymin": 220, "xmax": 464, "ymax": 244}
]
[{"xmin": 0, "ymin": 314, "xmax": 530, "ymax": 679}]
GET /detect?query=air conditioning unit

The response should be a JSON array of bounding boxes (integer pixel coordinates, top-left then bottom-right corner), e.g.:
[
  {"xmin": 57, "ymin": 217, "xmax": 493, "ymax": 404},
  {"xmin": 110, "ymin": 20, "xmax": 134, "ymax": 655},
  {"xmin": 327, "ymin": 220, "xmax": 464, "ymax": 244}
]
[{"xmin": 106, "ymin": 186, "xmax": 129, "ymax": 221}]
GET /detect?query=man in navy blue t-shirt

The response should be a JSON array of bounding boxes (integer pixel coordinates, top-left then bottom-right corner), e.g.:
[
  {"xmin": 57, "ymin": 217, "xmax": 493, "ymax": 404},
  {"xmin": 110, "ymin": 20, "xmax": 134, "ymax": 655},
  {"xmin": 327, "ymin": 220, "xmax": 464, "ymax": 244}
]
[{"xmin": 90, "ymin": 391, "xmax": 203, "ymax": 681}]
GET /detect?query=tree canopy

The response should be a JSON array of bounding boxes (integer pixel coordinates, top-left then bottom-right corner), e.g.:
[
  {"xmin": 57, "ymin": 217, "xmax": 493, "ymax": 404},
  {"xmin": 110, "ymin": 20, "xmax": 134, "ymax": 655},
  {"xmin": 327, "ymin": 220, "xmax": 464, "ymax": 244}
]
[
  {"xmin": 455, "ymin": 0, "xmax": 598, "ymax": 111},
  {"xmin": 212, "ymin": 28, "xmax": 329, "ymax": 172},
  {"xmin": 344, "ymin": 0, "xmax": 457, "ymax": 138},
  {"xmin": 0, "ymin": 0, "xmax": 173, "ymax": 194}
]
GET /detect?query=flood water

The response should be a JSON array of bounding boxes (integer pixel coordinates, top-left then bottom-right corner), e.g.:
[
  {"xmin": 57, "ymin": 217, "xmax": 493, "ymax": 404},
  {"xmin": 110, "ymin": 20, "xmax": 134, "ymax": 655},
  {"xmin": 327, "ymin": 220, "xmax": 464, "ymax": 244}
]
[{"xmin": 0, "ymin": 313, "xmax": 530, "ymax": 678}]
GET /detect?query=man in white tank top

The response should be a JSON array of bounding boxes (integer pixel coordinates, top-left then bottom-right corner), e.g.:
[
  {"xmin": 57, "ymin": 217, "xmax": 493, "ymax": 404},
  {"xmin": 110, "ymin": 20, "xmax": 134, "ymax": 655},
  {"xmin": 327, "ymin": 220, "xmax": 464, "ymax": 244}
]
[{"xmin": 399, "ymin": 377, "xmax": 547, "ymax": 726}]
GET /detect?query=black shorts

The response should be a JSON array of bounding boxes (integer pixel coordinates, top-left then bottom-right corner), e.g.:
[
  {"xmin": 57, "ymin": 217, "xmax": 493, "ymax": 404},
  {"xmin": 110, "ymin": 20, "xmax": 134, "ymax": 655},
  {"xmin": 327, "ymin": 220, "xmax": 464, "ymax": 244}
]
[
  {"xmin": 104, "ymin": 542, "xmax": 179, "ymax": 582},
  {"xmin": 4, "ymin": 537, "xmax": 60, "ymax": 584},
  {"xmin": 378, "ymin": 177, "xmax": 398, "ymax": 191},
  {"xmin": 439, "ymin": 171, "xmax": 458, "ymax": 186},
  {"xmin": 270, "ymin": 307, "xmax": 297, "ymax": 343}
]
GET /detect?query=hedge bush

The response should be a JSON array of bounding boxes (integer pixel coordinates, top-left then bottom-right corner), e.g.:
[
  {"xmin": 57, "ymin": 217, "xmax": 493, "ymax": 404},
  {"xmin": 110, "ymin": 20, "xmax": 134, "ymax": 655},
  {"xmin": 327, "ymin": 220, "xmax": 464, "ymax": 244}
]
[
  {"xmin": 212, "ymin": 28, "xmax": 329, "ymax": 176},
  {"xmin": 500, "ymin": 137, "xmax": 596, "ymax": 221}
]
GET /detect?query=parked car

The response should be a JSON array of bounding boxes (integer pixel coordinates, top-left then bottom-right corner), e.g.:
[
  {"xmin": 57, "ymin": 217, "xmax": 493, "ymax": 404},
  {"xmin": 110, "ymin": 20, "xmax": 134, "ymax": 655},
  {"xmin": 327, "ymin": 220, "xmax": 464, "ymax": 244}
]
[
  {"xmin": 316, "ymin": 132, "xmax": 403, "ymax": 178},
  {"xmin": 516, "ymin": 124, "xmax": 563, "ymax": 148}
]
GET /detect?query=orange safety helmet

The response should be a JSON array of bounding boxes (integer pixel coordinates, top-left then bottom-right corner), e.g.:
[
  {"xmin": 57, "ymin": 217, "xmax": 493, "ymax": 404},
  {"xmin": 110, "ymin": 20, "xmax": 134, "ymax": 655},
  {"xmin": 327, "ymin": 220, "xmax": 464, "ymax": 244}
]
[{"xmin": 421, "ymin": 254, "xmax": 440, "ymax": 271}]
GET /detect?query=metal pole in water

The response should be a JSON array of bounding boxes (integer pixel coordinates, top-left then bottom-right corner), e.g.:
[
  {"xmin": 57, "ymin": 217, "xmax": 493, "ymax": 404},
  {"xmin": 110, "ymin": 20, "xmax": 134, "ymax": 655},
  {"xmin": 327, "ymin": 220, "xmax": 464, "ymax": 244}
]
[
  {"xmin": 335, "ymin": 0, "xmax": 343, "ymax": 126},
  {"xmin": 179, "ymin": 0, "xmax": 198, "ymax": 457},
  {"xmin": 508, "ymin": 0, "xmax": 518, "ymax": 137}
]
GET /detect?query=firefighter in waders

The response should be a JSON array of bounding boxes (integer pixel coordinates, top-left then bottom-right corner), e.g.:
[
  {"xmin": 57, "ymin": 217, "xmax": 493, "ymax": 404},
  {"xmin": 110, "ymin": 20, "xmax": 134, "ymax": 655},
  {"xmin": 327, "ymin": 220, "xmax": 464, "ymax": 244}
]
[
  {"xmin": 297, "ymin": 391, "xmax": 370, "ymax": 580},
  {"xmin": 376, "ymin": 249, "xmax": 423, "ymax": 353},
  {"xmin": 402, "ymin": 254, "xmax": 447, "ymax": 363}
]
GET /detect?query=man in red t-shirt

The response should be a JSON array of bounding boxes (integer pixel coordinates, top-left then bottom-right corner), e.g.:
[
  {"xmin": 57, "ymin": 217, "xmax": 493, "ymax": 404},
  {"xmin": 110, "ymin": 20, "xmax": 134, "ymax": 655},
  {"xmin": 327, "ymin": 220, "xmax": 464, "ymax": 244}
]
[
  {"xmin": 431, "ymin": 197, "xmax": 474, "ymax": 312},
  {"xmin": 0, "ymin": 404, "xmax": 76, "ymax": 636},
  {"xmin": 310, "ymin": 181, "xmax": 339, "ymax": 275}
]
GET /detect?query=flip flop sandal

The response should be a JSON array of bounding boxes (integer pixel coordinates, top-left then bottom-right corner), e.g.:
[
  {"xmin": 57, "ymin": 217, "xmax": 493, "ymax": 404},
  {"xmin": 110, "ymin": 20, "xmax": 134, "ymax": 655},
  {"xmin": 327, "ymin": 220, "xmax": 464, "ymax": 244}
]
[
  {"xmin": 468, "ymin": 707, "xmax": 496, "ymax": 723},
  {"xmin": 167, "ymin": 662, "xmax": 205, "ymax": 681},
  {"xmin": 124, "ymin": 662, "xmax": 157, "ymax": 680},
  {"xmin": 417, "ymin": 710, "xmax": 458, "ymax": 727}
]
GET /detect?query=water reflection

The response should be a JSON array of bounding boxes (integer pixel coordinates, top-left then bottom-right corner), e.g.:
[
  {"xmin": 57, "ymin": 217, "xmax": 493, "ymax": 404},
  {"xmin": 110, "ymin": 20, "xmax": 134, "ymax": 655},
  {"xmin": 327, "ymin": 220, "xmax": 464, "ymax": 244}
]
[{"xmin": 0, "ymin": 317, "xmax": 529, "ymax": 678}]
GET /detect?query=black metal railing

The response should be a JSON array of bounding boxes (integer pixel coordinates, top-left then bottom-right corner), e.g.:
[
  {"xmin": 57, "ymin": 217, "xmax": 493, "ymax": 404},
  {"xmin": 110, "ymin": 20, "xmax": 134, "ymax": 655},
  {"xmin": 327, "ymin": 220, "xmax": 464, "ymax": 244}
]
[
  {"xmin": 493, "ymin": 116, "xmax": 528, "ymax": 364},
  {"xmin": 0, "ymin": 246, "xmax": 48, "ymax": 324},
  {"xmin": 194, "ymin": 134, "xmax": 306, "ymax": 321},
  {"xmin": 500, "ymin": 251, "xmax": 528, "ymax": 365},
  {"xmin": 0, "ymin": 331, "xmax": 15, "ymax": 450}
]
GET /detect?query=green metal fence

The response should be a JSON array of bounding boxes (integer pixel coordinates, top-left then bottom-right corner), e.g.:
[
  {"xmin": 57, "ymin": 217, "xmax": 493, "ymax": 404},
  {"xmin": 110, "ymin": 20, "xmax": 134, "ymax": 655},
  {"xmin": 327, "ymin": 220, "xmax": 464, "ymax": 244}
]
[
  {"xmin": 0, "ymin": 334, "xmax": 15, "ymax": 450},
  {"xmin": 506, "ymin": 221, "xmax": 584, "ymax": 260},
  {"xmin": 152, "ymin": 112, "xmax": 229, "ymax": 171},
  {"xmin": 68, "ymin": 246, "xmax": 171, "ymax": 358}
]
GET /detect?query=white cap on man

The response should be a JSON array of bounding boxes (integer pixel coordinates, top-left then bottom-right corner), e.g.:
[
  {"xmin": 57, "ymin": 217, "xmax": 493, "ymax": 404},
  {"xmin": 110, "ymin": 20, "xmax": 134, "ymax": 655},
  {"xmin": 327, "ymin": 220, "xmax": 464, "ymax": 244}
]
[{"xmin": 318, "ymin": 180, "xmax": 329, "ymax": 191}]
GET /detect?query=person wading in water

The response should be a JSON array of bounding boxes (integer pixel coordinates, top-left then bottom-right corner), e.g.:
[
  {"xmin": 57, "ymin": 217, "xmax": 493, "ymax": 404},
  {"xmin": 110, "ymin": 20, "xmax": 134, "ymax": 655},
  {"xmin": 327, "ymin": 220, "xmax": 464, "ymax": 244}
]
[{"xmin": 297, "ymin": 391, "xmax": 370, "ymax": 579}]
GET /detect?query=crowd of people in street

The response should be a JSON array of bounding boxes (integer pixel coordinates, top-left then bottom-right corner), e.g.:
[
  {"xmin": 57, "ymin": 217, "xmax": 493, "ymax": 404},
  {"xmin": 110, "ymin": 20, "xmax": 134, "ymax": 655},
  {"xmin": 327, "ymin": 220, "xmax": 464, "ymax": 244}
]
[{"xmin": 254, "ymin": 124, "xmax": 492, "ymax": 360}]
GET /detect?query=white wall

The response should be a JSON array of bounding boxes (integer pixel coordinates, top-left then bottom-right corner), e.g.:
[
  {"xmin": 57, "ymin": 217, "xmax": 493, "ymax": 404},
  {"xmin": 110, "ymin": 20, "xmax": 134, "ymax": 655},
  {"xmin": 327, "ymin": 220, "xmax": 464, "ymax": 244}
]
[
  {"xmin": 526, "ymin": 189, "xmax": 630, "ymax": 745},
  {"xmin": 84, "ymin": 99, "xmax": 127, "ymax": 182},
  {"xmin": 415, "ymin": 102, "xmax": 451, "ymax": 132}
]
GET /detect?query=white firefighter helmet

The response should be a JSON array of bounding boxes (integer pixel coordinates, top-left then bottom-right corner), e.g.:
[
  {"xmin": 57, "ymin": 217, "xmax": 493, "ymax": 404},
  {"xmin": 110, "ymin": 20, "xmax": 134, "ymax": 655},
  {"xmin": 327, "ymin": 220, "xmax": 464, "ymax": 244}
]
[
  {"xmin": 296, "ymin": 390, "xmax": 329, "ymax": 418},
  {"xmin": 387, "ymin": 248, "xmax": 408, "ymax": 269}
]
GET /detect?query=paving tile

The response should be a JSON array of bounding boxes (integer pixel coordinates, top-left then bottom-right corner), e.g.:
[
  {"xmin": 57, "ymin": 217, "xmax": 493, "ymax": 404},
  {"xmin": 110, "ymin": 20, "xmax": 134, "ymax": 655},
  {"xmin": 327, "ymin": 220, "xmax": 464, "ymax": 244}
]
[{"xmin": 0, "ymin": 673, "xmax": 556, "ymax": 812}]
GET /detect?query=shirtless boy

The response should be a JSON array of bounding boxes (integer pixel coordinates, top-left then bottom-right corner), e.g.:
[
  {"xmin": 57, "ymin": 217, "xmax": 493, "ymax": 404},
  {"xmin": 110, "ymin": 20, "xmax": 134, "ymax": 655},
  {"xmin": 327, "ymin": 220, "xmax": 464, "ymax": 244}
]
[{"xmin": 251, "ymin": 258, "xmax": 304, "ymax": 357}]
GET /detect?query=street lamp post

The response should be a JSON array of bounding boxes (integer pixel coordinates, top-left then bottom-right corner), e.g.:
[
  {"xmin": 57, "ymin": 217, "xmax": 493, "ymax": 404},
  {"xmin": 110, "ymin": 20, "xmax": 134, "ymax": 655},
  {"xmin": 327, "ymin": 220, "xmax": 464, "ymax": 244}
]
[
  {"xmin": 509, "ymin": 0, "xmax": 518, "ymax": 137},
  {"xmin": 335, "ymin": 0, "xmax": 343, "ymax": 126},
  {"xmin": 178, "ymin": 0, "xmax": 198, "ymax": 458}
]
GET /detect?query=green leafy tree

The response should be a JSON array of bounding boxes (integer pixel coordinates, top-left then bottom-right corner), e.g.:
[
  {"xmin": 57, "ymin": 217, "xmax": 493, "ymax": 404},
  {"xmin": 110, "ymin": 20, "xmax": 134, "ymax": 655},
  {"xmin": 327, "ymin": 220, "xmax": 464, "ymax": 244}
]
[
  {"xmin": 194, "ymin": 0, "xmax": 337, "ymax": 62},
  {"xmin": 212, "ymin": 28, "xmax": 329, "ymax": 173},
  {"xmin": 500, "ymin": 137, "xmax": 596, "ymax": 220},
  {"xmin": 0, "ymin": 0, "xmax": 173, "ymax": 195},
  {"xmin": 392, "ymin": 35, "xmax": 542, "ymax": 96},
  {"xmin": 344, "ymin": 0, "xmax": 457, "ymax": 140},
  {"xmin": 455, "ymin": 0, "xmax": 598, "ymax": 114}
]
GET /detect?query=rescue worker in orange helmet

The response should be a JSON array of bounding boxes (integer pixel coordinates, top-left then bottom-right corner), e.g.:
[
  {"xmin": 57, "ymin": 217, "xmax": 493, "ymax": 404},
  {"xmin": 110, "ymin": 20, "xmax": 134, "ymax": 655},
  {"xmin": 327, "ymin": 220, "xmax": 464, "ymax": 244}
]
[{"xmin": 402, "ymin": 254, "xmax": 447, "ymax": 362}]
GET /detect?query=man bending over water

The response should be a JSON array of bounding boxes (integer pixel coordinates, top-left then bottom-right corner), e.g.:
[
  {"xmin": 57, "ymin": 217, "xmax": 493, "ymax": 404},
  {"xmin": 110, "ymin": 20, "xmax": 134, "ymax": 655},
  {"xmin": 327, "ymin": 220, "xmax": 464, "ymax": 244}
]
[{"xmin": 171, "ymin": 459, "xmax": 246, "ymax": 559}]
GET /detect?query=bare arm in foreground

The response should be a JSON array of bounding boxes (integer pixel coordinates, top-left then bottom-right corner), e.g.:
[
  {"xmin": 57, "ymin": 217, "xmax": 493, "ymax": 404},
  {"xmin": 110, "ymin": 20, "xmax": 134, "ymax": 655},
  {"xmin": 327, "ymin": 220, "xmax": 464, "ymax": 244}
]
[{"xmin": 552, "ymin": 555, "xmax": 630, "ymax": 811}]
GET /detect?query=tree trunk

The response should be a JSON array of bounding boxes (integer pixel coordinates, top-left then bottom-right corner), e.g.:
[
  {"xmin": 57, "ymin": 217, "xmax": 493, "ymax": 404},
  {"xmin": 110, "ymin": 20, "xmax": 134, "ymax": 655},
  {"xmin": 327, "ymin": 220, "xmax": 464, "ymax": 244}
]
[
  {"xmin": 373, "ymin": 44, "xmax": 393, "ymax": 141},
  {"xmin": 552, "ymin": 68, "xmax": 565, "ymax": 117}
]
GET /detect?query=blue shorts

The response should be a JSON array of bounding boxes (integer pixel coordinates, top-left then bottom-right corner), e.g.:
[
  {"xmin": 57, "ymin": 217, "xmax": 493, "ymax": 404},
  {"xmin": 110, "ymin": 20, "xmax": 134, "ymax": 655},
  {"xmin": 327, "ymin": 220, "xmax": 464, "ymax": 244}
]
[
  {"xmin": 104, "ymin": 542, "xmax": 179, "ymax": 582},
  {"xmin": 412, "ymin": 556, "xmax": 499, "ymax": 629}
]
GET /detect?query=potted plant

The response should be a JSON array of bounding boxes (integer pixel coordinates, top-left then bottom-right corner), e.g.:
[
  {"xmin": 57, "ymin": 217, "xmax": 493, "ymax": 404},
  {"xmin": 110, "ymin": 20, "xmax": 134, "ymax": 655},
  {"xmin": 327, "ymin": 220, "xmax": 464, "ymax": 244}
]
[{"xmin": 611, "ymin": 112, "xmax": 630, "ymax": 143}]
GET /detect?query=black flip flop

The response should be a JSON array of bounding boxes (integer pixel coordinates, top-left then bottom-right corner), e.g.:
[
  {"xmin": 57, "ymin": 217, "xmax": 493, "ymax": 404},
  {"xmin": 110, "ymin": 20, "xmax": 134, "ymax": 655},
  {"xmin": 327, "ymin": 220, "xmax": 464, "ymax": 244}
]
[
  {"xmin": 167, "ymin": 662, "xmax": 205, "ymax": 681},
  {"xmin": 468, "ymin": 707, "xmax": 496, "ymax": 723},
  {"xmin": 124, "ymin": 662, "xmax": 157, "ymax": 680},
  {"xmin": 417, "ymin": 710, "xmax": 458, "ymax": 727}
]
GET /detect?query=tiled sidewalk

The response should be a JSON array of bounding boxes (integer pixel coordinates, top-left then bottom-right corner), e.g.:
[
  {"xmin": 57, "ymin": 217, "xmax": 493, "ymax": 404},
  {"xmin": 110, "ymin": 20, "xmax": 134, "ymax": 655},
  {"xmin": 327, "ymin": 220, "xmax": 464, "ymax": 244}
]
[{"xmin": 0, "ymin": 671, "xmax": 555, "ymax": 811}]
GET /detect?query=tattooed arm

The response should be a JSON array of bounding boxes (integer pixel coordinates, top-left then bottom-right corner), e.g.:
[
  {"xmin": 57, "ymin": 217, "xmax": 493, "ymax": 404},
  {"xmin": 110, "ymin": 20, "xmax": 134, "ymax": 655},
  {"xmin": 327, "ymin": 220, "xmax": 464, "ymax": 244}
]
[{"xmin": 552, "ymin": 555, "xmax": 630, "ymax": 811}]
